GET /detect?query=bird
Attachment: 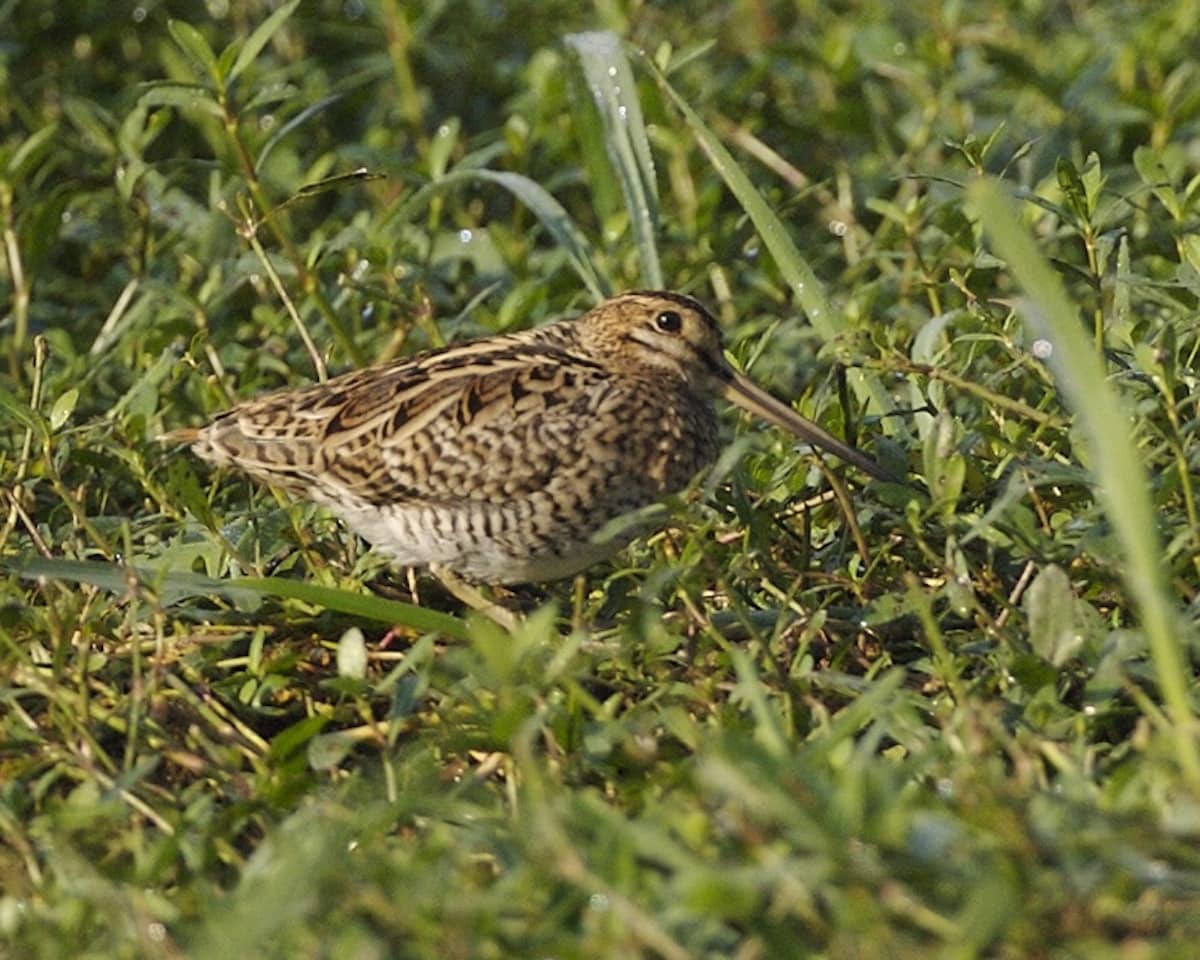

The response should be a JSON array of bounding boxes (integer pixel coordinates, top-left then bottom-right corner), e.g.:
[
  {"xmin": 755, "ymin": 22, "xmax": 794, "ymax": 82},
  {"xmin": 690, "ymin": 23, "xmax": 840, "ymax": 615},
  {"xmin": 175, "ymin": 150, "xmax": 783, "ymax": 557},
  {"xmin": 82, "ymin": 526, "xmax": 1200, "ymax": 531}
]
[{"xmin": 164, "ymin": 291, "xmax": 890, "ymax": 584}]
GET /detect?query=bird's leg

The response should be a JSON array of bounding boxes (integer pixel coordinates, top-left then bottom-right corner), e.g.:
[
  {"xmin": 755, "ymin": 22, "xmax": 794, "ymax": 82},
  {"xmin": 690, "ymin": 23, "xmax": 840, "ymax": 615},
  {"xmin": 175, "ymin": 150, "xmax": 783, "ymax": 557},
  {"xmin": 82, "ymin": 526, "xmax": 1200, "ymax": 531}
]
[{"xmin": 430, "ymin": 563, "xmax": 521, "ymax": 632}]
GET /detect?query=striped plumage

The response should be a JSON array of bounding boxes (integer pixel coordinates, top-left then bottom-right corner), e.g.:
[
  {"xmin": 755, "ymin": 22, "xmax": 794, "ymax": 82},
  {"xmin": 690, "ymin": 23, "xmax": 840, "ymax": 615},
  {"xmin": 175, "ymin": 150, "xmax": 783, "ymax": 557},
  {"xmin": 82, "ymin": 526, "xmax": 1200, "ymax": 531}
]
[{"xmin": 168, "ymin": 291, "xmax": 885, "ymax": 583}]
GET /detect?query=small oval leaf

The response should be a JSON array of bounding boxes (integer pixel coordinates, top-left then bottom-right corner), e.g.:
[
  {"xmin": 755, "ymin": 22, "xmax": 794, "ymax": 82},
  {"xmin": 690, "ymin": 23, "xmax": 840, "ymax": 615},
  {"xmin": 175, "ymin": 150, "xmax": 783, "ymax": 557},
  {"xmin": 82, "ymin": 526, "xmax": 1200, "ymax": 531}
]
[
  {"xmin": 168, "ymin": 19, "xmax": 220, "ymax": 80},
  {"xmin": 336, "ymin": 626, "xmax": 368, "ymax": 680},
  {"xmin": 49, "ymin": 388, "xmax": 79, "ymax": 431}
]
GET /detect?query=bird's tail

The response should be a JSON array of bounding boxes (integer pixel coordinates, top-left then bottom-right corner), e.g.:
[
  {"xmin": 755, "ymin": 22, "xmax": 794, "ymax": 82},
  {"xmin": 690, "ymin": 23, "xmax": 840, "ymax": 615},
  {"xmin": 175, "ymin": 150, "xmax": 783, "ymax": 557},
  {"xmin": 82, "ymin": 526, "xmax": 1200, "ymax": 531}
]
[{"xmin": 157, "ymin": 427, "xmax": 202, "ymax": 445}]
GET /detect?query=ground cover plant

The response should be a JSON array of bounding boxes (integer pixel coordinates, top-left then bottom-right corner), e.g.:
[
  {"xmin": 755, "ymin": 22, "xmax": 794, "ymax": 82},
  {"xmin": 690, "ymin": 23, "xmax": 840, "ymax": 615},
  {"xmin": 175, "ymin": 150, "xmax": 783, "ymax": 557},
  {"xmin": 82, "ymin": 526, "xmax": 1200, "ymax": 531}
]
[{"xmin": 3, "ymin": 1, "xmax": 1200, "ymax": 956}]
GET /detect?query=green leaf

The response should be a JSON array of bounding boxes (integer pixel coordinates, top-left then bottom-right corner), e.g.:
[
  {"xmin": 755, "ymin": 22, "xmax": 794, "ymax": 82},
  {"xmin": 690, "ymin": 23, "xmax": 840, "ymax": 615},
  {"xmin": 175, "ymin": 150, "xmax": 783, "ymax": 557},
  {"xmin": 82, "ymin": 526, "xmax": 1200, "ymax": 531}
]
[
  {"xmin": 5, "ymin": 123, "xmax": 59, "ymax": 182},
  {"xmin": 1025, "ymin": 565, "xmax": 1084, "ymax": 667},
  {"xmin": 426, "ymin": 116, "xmax": 460, "ymax": 179},
  {"xmin": 267, "ymin": 714, "xmax": 330, "ymax": 762},
  {"xmin": 62, "ymin": 96, "xmax": 116, "ymax": 156},
  {"xmin": 566, "ymin": 31, "xmax": 661, "ymax": 288},
  {"xmin": 0, "ymin": 383, "xmax": 43, "ymax": 433},
  {"xmin": 307, "ymin": 730, "xmax": 358, "ymax": 770},
  {"xmin": 1132, "ymin": 145, "xmax": 1182, "ymax": 220},
  {"xmin": 924, "ymin": 411, "xmax": 965, "ymax": 519},
  {"xmin": 1055, "ymin": 156, "xmax": 1093, "ymax": 224},
  {"xmin": 1080, "ymin": 151, "xmax": 1104, "ymax": 214},
  {"xmin": 1180, "ymin": 235, "xmax": 1200, "ymax": 276},
  {"xmin": 162, "ymin": 457, "xmax": 217, "ymax": 530},
  {"xmin": 137, "ymin": 81, "xmax": 224, "ymax": 118},
  {"xmin": 168, "ymin": 19, "xmax": 221, "ymax": 83},
  {"xmin": 229, "ymin": 0, "xmax": 301, "ymax": 82},
  {"xmin": 728, "ymin": 649, "xmax": 789, "ymax": 757},
  {"xmin": 48, "ymin": 388, "xmax": 78, "ymax": 432}
]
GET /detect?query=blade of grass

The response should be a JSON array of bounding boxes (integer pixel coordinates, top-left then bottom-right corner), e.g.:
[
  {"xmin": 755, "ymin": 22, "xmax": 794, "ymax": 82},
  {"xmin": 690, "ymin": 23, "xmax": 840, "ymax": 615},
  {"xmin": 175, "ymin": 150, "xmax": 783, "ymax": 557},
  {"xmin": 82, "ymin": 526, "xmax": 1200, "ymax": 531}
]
[
  {"xmin": 233, "ymin": 576, "xmax": 467, "ymax": 638},
  {"xmin": 967, "ymin": 176, "xmax": 1199, "ymax": 786},
  {"xmin": 643, "ymin": 52, "xmax": 895, "ymax": 425},
  {"xmin": 228, "ymin": 0, "xmax": 300, "ymax": 83},
  {"xmin": 11, "ymin": 557, "xmax": 468, "ymax": 639},
  {"xmin": 565, "ymin": 31, "xmax": 662, "ymax": 288},
  {"xmin": 403, "ymin": 168, "xmax": 610, "ymax": 302},
  {"xmin": 254, "ymin": 93, "xmax": 344, "ymax": 174}
]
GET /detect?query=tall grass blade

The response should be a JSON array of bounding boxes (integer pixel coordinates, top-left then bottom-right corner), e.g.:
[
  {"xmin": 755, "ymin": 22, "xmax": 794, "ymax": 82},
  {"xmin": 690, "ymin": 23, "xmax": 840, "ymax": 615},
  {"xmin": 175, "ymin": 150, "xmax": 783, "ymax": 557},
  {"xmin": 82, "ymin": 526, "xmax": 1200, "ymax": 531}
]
[
  {"xmin": 643, "ymin": 53, "xmax": 894, "ymax": 423},
  {"xmin": 11, "ymin": 557, "xmax": 468, "ymax": 639},
  {"xmin": 403, "ymin": 168, "xmax": 610, "ymax": 303},
  {"xmin": 967, "ymin": 176, "xmax": 1199, "ymax": 785},
  {"xmin": 565, "ymin": 31, "xmax": 662, "ymax": 288}
]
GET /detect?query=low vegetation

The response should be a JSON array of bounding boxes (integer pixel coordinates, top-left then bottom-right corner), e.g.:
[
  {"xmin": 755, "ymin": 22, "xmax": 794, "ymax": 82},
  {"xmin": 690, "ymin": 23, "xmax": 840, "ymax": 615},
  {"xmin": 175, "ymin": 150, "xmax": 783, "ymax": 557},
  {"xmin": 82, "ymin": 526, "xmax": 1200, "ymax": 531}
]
[{"xmin": 2, "ymin": 2, "xmax": 1199, "ymax": 956}]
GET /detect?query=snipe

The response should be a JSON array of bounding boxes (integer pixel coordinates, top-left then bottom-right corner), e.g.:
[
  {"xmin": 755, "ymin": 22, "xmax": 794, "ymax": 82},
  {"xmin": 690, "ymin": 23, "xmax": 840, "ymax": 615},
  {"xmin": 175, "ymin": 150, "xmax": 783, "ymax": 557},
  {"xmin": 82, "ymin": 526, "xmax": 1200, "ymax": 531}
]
[{"xmin": 166, "ymin": 291, "xmax": 888, "ymax": 583}]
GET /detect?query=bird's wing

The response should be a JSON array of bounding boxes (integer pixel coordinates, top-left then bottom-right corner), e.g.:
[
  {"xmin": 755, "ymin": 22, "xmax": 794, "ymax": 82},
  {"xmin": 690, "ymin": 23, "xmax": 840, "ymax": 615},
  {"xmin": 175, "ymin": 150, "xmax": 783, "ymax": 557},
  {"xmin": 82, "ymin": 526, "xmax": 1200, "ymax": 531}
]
[{"xmin": 189, "ymin": 341, "xmax": 666, "ymax": 512}]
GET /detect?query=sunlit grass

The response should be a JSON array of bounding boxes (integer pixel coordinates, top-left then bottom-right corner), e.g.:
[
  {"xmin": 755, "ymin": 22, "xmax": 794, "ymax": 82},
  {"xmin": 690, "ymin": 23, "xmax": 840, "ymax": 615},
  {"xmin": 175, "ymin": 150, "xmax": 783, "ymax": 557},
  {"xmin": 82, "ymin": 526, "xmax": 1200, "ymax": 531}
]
[{"xmin": 3, "ymin": 3, "xmax": 1200, "ymax": 957}]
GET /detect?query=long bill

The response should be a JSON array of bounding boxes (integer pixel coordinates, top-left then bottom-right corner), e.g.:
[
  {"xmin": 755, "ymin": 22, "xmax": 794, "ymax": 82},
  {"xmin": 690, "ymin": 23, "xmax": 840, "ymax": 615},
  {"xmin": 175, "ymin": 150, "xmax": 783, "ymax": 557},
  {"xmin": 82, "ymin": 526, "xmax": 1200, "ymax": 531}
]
[{"xmin": 721, "ymin": 370, "xmax": 892, "ymax": 481}]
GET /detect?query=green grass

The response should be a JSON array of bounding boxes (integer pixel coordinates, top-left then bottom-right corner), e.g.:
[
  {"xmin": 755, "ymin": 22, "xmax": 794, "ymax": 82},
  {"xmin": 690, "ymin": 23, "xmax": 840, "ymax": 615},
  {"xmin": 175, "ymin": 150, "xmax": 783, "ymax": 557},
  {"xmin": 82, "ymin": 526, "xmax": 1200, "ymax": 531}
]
[{"xmin": 3, "ymin": 2, "xmax": 1200, "ymax": 957}]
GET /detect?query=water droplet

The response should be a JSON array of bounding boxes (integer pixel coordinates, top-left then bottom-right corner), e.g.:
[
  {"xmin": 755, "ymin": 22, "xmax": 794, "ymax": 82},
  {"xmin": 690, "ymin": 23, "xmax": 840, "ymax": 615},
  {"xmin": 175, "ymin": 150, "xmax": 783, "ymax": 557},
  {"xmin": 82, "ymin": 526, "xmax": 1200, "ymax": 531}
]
[
  {"xmin": 459, "ymin": 229, "xmax": 473, "ymax": 243},
  {"xmin": 1145, "ymin": 860, "xmax": 1170, "ymax": 882},
  {"xmin": 828, "ymin": 219, "xmax": 847, "ymax": 237},
  {"xmin": 1032, "ymin": 338, "xmax": 1053, "ymax": 359},
  {"xmin": 437, "ymin": 123, "xmax": 452, "ymax": 138},
  {"xmin": 361, "ymin": 302, "xmax": 375, "ymax": 323},
  {"xmin": 259, "ymin": 114, "xmax": 275, "ymax": 132},
  {"xmin": 893, "ymin": 41, "xmax": 908, "ymax": 56},
  {"xmin": 617, "ymin": 104, "xmax": 628, "ymax": 121},
  {"xmin": 60, "ymin": 210, "xmax": 72, "ymax": 224},
  {"xmin": 132, "ymin": 6, "xmax": 146, "ymax": 22},
  {"xmin": 588, "ymin": 893, "xmax": 611, "ymax": 911},
  {"xmin": 607, "ymin": 66, "xmax": 618, "ymax": 77}
]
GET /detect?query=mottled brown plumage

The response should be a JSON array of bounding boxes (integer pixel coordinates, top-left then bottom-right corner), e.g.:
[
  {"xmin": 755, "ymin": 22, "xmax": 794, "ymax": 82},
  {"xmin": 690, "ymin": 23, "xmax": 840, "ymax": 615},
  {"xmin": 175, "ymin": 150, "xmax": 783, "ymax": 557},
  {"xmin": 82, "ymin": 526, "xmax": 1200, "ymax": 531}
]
[{"xmin": 167, "ymin": 291, "xmax": 886, "ymax": 583}]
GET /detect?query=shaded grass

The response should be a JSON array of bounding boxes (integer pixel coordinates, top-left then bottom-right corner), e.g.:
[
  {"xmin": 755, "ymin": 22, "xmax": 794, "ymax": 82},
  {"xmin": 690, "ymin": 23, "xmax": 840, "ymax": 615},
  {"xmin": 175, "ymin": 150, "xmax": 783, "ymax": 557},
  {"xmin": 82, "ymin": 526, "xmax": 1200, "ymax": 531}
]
[{"xmin": 3, "ymin": 2, "xmax": 1200, "ymax": 957}]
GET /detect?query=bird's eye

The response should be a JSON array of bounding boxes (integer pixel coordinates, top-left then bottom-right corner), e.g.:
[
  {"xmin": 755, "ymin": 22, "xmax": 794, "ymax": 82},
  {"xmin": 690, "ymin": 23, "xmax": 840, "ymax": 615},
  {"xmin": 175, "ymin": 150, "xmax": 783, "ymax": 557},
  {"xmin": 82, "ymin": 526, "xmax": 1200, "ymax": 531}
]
[{"xmin": 655, "ymin": 310, "xmax": 683, "ymax": 333}]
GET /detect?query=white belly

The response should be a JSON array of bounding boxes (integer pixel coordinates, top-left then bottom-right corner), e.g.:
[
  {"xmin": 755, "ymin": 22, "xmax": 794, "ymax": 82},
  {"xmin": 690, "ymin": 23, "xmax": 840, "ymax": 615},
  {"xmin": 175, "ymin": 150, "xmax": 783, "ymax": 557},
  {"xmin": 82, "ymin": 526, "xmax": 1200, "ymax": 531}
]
[{"xmin": 336, "ymin": 502, "xmax": 631, "ymax": 584}]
